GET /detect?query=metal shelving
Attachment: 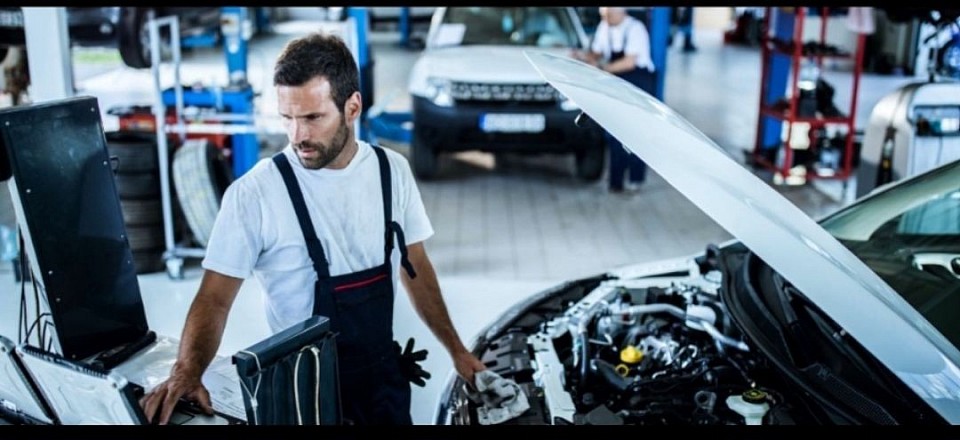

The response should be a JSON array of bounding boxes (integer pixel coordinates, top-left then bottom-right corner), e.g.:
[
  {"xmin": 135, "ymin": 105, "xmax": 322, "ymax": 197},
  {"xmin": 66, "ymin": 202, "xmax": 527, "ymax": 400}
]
[{"xmin": 752, "ymin": 7, "xmax": 867, "ymax": 183}]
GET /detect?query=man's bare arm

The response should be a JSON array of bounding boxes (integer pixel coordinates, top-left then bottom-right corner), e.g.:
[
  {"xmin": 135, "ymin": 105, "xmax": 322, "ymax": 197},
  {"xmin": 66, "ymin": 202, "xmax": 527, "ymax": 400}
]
[
  {"xmin": 400, "ymin": 242, "xmax": 485, "ymax": 385},
  {"xmin": 140, "ymin": 270, "xmax": 243, "ymax": 424},
  {"xmin": 603, "ymin": 53, "xmax": 637, "ymax": 74}
]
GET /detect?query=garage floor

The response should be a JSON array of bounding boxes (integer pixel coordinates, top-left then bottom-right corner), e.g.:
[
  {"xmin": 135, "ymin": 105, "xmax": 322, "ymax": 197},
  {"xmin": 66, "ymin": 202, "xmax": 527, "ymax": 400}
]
[{"xmin": 0, "ymin": 14, "xmax": 923, "ymax": 424}]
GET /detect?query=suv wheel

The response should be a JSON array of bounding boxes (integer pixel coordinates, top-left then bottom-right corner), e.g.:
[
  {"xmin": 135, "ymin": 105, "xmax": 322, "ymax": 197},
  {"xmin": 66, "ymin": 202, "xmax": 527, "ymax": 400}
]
[
  {"xmin": 575, "ymin": 144, "xmax": 605, "ymax": 181},
  {"xmin": 118, "ymin": 8, "xmax": 171, "ymax": 69},
  {"xmin": 411, "ymin": 124, "xmax": 438, "ymax": 180}
]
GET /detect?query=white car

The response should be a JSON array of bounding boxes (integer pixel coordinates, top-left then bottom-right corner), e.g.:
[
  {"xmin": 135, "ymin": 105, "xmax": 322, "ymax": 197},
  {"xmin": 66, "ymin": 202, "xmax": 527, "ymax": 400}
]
[
  {"xmin": 407, "ymin": 7, "xmax": 605, "ymax": 180},
  {"xmin": 433, "ymin": 51, "xmax": 960, "ymax": 425}
]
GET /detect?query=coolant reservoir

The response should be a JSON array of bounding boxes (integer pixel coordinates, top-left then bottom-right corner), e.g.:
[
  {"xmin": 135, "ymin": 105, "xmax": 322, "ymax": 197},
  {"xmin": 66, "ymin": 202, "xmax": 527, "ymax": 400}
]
[{"xmin": 725, "ymin": 389, "xmax": 770, "ymax": 425}]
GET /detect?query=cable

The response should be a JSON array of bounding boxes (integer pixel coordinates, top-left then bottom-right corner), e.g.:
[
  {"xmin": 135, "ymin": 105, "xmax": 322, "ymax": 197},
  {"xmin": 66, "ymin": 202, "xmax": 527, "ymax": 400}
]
[
  {"xmin": 293, "ymin": 344, "xmax": 321, "ymax": 425},
  {"xmin": 236, "ymin": 349, "xmax": 262, "ymax": 426},
  {"xmin": 22, "ymin": 312, "xmax": 51, "ymax": 344},
  {"xmin": 18, "ymin": 230, "xmax": 28, "ymax": 344}
]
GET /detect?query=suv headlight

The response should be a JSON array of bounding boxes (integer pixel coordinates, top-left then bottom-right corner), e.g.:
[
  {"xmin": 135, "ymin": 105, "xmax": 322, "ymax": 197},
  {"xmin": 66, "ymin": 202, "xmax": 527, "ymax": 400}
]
[{"xmin": 425, "ymin": 77, "xmax": 454, "ymax": 107}]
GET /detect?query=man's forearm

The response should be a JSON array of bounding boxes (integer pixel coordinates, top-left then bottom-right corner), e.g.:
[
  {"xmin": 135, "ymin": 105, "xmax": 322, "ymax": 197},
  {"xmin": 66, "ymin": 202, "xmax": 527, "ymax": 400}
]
[
  {"xmin": 172, "ymin": 271, "xmax": 242, "ymax": 378},
  {"xmin": 402, "ymin": 253, "xmax": 468, "ymax": 357},
  {"xmin": 604, "ymin": 55, "xmax": 637, "ymax": 74}
]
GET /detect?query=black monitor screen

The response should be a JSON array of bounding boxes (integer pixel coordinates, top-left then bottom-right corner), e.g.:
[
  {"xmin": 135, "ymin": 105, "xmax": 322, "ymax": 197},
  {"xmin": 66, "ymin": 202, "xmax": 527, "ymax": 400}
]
[{"xmin": 0, "ymin": 96, "xmax": 149, "ymax": 362}]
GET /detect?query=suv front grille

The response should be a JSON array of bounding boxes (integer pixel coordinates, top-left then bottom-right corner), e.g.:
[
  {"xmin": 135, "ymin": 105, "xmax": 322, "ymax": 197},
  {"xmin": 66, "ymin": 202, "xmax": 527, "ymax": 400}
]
[{"xmin": 451, "ymin": 82, "xmax": 561, "ymax": 103}]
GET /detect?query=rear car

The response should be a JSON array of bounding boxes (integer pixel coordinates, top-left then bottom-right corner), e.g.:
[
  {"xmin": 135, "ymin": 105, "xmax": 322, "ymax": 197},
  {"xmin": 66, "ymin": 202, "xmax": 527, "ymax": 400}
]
[
  {"xmin": 0, "ymin": 7, "xmax": 222, "ymax": 69},
  {"xmin": 408, "ymin": 7, "xmax": 605, "ymax": 180}
]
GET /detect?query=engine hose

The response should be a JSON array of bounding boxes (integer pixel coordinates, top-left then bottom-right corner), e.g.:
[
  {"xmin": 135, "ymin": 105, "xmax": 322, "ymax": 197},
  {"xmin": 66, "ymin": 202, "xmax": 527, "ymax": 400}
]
[
  {"xmin": 576, "ymin": 301, "xmax": 608, "ymax": 389},
  {"xmin": 593, "ymin": 358, "xmax": 632, "ymax": 392},
  {"xmin": 623, "ymin": 303, "xmax": 749, "ymax": 352}
]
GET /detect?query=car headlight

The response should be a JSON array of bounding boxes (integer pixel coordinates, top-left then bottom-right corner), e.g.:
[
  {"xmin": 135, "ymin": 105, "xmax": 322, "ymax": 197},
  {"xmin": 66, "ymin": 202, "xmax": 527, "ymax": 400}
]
[{"xmin": 425, "ymin": 77, "xmax": 454, "ymax": 107}]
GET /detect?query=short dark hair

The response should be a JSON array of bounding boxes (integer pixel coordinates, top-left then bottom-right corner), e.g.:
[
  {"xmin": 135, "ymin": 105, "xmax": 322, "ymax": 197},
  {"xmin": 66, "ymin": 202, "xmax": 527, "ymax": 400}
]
[{"xmin": 273, "ymin": 32, "xmax": 359, "ymax": 114}]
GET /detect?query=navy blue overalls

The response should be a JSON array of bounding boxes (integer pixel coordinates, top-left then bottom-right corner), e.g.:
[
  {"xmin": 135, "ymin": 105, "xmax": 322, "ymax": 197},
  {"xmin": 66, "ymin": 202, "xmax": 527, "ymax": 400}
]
[
  {"xmin": 272, "ymin": 146, "xmax": 417, "ymax": 425},
  {"xmin": 606, "ymin": 20, "xmax": 654, "ymax": 191}
]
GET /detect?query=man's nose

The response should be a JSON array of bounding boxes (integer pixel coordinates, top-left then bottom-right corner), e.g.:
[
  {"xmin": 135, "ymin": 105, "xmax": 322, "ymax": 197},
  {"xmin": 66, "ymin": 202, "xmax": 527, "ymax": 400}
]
[{"xmin": 289, "ymin": 120, "xmax": 309, "ymax": 143}]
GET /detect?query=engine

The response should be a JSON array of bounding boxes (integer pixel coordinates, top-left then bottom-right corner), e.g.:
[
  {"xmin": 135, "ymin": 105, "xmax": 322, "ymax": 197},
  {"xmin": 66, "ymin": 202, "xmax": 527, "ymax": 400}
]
[{"xmin": 458, "ymin": 276, "xmax": 805, "ymax": 425}]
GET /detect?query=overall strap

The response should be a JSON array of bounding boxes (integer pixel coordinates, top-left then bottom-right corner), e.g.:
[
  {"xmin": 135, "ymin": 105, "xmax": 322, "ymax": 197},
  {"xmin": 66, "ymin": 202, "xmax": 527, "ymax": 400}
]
[
  {"xmin": 272, "ymin": 153, "xmax": 330, "ymax": 278},
  {"xmin": 371, "ymin": 146, "xmax": 417, "ymax": 279}
]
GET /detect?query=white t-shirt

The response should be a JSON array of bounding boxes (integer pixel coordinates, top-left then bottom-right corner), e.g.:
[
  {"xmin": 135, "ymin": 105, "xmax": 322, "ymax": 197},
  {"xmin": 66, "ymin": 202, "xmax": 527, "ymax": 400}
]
[
  {"xmin": 201, "ymin": 141, "xmax": 434, "ymax": 333},
  {"xmin": 590, "ymin": 15, "xmax": 656, "ymax": 72}
]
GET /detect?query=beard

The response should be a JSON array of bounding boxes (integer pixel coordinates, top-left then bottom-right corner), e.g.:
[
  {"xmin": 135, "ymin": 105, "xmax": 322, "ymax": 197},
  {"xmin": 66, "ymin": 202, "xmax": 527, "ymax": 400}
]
[{"xmin": 293, "ymin": 117, "xmax": 350, "ymax": 170}]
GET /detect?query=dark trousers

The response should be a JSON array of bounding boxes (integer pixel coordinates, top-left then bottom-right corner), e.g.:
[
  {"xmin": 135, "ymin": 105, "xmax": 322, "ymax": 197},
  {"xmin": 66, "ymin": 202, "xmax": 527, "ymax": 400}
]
[
  {"xmin": 607, "ymin": 67, "xmax": 655, "ymax": 190},
  {"xmin": 607, "ymin": 131, "xmax": 647, "ymax": 190}
]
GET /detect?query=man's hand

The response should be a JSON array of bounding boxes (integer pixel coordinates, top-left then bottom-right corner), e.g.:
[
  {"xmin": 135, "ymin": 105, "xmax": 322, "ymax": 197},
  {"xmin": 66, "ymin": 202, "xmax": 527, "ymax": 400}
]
[
  {"xmin": 140, "ymin": 371, "xmax": 213, "ymax": 425},
  {"xmin": 453, "ymin": 350, "xmax": 486, "ymax": 389}
]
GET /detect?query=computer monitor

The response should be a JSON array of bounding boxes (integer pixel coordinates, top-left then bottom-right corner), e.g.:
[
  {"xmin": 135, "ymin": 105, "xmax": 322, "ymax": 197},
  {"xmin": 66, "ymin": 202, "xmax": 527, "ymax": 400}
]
[
  {"xmin": 0, "ymin": 335, "xmax": 54, "ymax": 425},
  {"xmin": 0, "ymin": 96, "xmax": 150, "ymax": 363},
  {"xmin": 233, "ymin": 315, "xmax": 341, "ymax": 425}
]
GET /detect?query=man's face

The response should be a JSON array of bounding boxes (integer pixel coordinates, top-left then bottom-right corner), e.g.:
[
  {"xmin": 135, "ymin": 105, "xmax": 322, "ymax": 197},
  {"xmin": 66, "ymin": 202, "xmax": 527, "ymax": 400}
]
[
  {"xmin": 277, "ymin": 76, "xmax": 355, "ymax": 170},
  {"xmin": 600, "ymin": 7, "xmax": 626, "ymax": 26}
]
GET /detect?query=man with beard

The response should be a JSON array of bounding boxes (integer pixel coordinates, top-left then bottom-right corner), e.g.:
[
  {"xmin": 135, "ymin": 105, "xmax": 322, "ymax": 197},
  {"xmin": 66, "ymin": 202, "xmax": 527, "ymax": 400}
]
[{"xmin": 140, "ymin": 32, "xmax": 486, "ymax": 425}]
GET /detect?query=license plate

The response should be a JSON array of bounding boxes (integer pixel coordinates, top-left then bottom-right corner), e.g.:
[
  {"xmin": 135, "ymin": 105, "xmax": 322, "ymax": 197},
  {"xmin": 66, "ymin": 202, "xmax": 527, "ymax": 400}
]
[
  {"xmin": 480, "ymin": 113, "xmax": 545, "ymax": 133},
  {"xmin": 0, "ymin": 9, "xmax": 23, "ymax": 28}
]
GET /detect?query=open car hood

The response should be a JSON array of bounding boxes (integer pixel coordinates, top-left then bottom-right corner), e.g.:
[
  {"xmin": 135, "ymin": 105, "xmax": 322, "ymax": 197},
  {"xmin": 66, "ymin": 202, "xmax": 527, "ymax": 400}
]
[{"xmin": 524, "ymin": 50, "xmax": 960, "ymax": 421}]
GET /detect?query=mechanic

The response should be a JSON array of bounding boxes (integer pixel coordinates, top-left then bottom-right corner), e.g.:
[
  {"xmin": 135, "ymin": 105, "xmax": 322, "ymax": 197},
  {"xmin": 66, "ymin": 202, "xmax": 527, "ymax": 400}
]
[
  {"xmin": 572, "ymin": 7, "xmax": 656, "ymax": 193},
  {"xmin": 140, "ymin": 32, "xmax": 486, "ymax": 425}
]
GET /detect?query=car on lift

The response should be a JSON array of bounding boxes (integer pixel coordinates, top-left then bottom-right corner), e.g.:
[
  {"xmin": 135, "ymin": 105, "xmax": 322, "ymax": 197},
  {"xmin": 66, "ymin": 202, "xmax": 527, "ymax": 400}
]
[
  {"xmin": 0, "ymin": 7, "xmax": 223, "ymax": 69},
  {"xmin": 407, "ymin": 7, "xmax": 605, "ymax": 181},
  {"xmin": 433, "ymin": 51, "xmax": 960, "ymax": 425}
]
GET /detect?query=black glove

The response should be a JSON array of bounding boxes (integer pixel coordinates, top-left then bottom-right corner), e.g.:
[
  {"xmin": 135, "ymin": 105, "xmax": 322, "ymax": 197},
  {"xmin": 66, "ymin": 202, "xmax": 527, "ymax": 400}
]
[{"xmin": 394, "ymin": 337, "xmax": 430, "ymax": 387}]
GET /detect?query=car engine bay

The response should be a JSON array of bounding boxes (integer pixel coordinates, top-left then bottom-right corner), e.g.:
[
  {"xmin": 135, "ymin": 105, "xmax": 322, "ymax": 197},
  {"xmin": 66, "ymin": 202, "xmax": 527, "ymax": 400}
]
[{"xmin": 442, "ymin": 252, "xmax": 819, "ymax": 425}]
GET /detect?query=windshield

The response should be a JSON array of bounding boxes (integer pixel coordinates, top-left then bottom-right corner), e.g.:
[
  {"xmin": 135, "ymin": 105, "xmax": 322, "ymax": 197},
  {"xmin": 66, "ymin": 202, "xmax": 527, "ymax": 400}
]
[
  {"xmin": 820, "ymin": 160, "xmax": 960, "ymax": 347},
  {"xmin": 436, "ymin": 7, "xmax": 581, "ymax": 48}
]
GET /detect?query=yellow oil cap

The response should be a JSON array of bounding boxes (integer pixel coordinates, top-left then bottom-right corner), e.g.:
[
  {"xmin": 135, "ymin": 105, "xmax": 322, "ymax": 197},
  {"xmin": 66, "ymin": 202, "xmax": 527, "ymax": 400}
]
[{"xmin": 620, "ymin": 345, "xmax": 643, "ymax": 364}]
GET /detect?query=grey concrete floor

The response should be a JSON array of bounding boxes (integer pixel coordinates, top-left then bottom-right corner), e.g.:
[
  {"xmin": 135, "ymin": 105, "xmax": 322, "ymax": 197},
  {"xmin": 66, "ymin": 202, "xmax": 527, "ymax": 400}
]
[{"xmin": 0, "ymin": 16, "xmax": 929, "ymax": 424}]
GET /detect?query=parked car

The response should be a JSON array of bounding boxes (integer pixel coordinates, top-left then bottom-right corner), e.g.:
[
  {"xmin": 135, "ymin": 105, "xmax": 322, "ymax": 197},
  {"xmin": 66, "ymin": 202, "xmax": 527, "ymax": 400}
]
[
  {"xmin": 0, "ymin": 7, "xmax": 223, "ymax": 69},
  {"xmin": 368, "ymin": 7, "xmax": 436, "ymax": 25},
  {"xmin": 407, "ymin": 7, "xmax": 605, "ymax": 180},
  {"xmin": 433, "ymin": 51, "xmax": 960, "ymax": 425}
]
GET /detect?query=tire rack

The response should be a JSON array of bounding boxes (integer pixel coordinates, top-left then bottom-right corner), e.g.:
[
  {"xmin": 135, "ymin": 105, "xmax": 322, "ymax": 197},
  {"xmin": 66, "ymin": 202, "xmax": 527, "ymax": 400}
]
[
  {"xmin": 148, "ymin": 15, "xmax": 261, "ymax": 279},
  {"xmin": 751, "ymin": 7, "xmax": 867, "ymax": 183}
]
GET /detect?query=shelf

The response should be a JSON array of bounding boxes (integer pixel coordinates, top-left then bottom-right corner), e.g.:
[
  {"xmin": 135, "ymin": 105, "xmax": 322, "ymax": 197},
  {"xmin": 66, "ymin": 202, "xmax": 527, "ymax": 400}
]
[
  {"xmin": 759, "ymin": 105, "xmax": 851, "ymax": 126},
  {"xmin": 752, "ymin": 7, "xmax": 865, "ymax": 183},
  {"xmin": 764, "ymin": 39, "xmax": 852, "ymax": 60}
]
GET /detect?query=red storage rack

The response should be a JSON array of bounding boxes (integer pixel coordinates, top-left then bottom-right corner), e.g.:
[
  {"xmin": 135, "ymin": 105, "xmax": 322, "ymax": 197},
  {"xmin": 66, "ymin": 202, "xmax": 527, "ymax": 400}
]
[{"xmin": 752, "ymin": 7, "xmax": 867, "ymax": 182}]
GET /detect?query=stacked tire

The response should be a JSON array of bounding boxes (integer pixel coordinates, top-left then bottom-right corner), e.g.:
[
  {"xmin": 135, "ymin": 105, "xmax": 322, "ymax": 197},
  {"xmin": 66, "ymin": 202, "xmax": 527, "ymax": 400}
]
[
  {"xmin": 106, "ymin": 131, "xmax": 165, "ymax": 274},
  {"xmin": 172, "ymin": 139, "xmax": 233, "ymax": 248}
]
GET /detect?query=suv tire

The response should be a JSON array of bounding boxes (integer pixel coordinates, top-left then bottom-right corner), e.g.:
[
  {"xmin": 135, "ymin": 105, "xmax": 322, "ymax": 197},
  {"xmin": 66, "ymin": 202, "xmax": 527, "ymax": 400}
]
[
  {"xmin": 118, "ymin": 8, "xmax": 171, "ymax": 69},
  {"xmin": 575, "ymin": 144, "xmax": 605, "ymax": 181},
  {"xmin": 411, "ymin": 124, "xmax": 438, "ymax": 180}
]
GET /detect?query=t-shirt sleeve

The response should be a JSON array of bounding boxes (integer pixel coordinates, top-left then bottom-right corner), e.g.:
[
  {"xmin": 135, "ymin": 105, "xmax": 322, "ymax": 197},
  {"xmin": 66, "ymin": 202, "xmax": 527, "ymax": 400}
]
[
  {"xmin": 396, "ymin": 156, "xmax": 434, "ymax": 246},
  {"xmin": 201, "ymin": 180, "xmax": 263, "ymax": 279},
  {"xmin": 625, "ymin": 21, "xmax": 651, "ymax": 60}
]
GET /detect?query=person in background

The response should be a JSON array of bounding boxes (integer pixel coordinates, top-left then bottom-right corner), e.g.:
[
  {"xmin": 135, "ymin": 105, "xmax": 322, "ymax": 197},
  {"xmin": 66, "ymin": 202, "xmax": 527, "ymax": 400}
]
[
  {"xmin": 677, "ymin": 7, "xmax": 697, "ymax": 52},
  {"xmin": 571, "ymin": 7, "xmax": 655, "ymax": 193}
]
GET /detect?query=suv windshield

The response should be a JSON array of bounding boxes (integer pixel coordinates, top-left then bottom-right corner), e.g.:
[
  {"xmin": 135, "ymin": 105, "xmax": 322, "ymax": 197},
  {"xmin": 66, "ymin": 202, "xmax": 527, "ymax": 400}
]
[
  {"xmin": 820, "ymin": 160, "xmax": 960, "ymax": 347},
  {"xmin": 437, "ymin": 7, "xmax": 580, "ymax": 48}
]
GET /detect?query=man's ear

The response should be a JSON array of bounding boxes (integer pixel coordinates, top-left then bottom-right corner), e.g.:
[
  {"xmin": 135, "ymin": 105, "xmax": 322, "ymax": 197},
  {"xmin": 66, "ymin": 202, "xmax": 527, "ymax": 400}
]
[{"xmin": 344, "ymin": 91, "xmax": 362, "ymax": 123}]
